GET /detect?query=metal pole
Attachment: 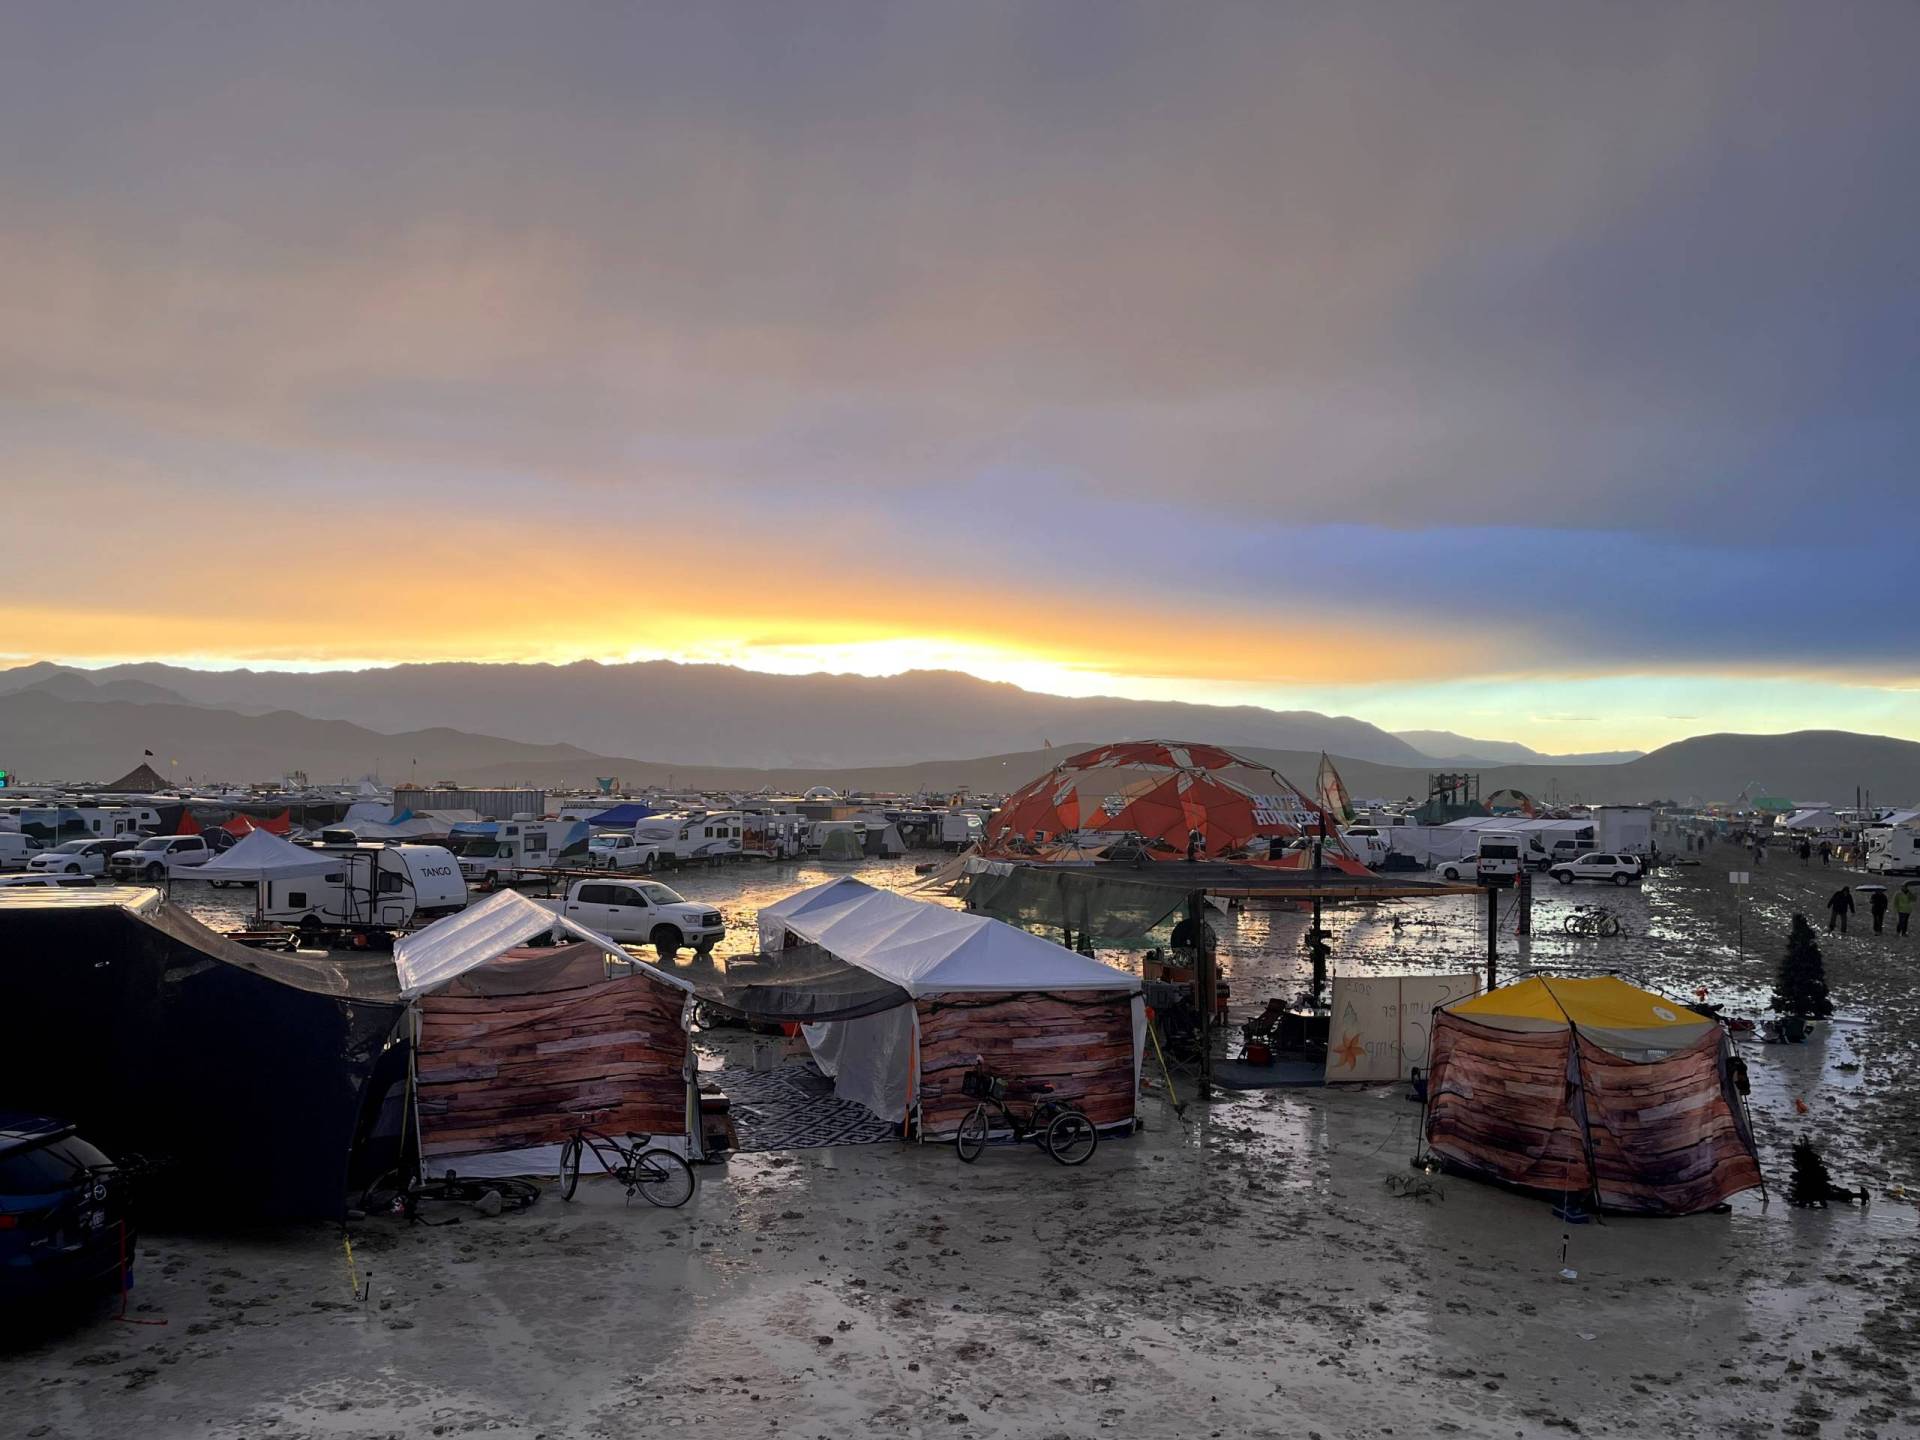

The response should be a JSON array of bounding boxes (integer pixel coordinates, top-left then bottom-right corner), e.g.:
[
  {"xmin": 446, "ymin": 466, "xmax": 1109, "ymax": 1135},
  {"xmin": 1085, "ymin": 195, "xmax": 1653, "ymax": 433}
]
[
  {"xmin": 1485, "ymin": 885, "xmax": 1499, "ymax": 992},
  {"xmin": 1190, "ymin": 890, "xmax": 1214, "ymax": 1099}
]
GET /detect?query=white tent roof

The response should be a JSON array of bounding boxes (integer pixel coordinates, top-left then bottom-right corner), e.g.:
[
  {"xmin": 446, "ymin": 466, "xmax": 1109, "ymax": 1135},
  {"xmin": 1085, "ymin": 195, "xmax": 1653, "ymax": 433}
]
[
  {"xmin": 393, "ymin": 887, "xmax": 693, "ymax": 999},
  {"xmin": 192, "ymin": 828, "xmax": 337, "ymax": 881},
  {"xmin": 756, "ymin": 876, "xmax": 1138, "ymax": 999},
  {"xmin": 1781, "ymin": 808, "xmax": 1842, "ymax": 830}
]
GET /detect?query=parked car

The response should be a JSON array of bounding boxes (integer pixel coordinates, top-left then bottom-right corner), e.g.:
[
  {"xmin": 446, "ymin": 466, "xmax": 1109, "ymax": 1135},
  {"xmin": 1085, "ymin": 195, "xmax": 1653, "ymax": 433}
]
[
  {"xmin": 26, "ymin": 838, "xmax": 124, "ymax": 876},
  {"xmin": 106, "ymin": 834, "xmax": 212, "ymax": 880},
  {"xmin": 0, "ymin": 1115, "xmax": 132, "ymax": 1306},
  {"xmin": 586, "ymin": 834, "xmax": 662, "ymax": 872},
  {"xmin": 0, "ymin": 833, "xmax": 47, "ymax": 872},
  {"xmin": 556, "ymin": 878, "xmax": 724, "ymax": 956},
  {"xmin": 1549, "ymin": 852, "xmax": 1644, "ymax": 886}
]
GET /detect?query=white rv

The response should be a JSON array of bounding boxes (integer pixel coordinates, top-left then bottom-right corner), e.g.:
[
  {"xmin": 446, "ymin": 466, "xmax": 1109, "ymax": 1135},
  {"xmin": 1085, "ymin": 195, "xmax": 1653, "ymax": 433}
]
[
  {"xmin": 262, "ymin": 843, "xmax": 467, "ymax": 931},
  {"xmin": 1867, "ymin": 828, "xmax": 1920, "ymax": 876},
  {"xmin": 939, "ymin": 811, "xmax": 986, "ymax": 850},
  {"xmin": 448, "ymin": 819, "xmax": 584, "ymax": 883},
  {"xmin": 634, "ymin": 811, "xmax": 745, "ymax": 863}
]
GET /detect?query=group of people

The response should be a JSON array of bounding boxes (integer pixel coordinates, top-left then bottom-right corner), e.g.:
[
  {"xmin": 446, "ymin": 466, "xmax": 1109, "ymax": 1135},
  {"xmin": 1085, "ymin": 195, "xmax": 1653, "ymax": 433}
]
[{"xmin": 1826, "ymin": 882, "xmax": 1915, "ymax": 935}]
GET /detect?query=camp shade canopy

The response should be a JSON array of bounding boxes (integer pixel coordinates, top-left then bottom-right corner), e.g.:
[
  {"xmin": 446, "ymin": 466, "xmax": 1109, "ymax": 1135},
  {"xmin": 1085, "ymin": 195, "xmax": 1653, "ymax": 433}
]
[
  {"xmin": 191, "ymin": 827, "xmax": 337, "ymax": 882},
  {"xmin": 756, "ymin": 877, "xmax": 1144, "ymax": 1136},
  {"xmin": 394, "ymin": 888, "xmax": 699, "ymax": 1179},
  {"xmin": 1424, "ymin": 976, "xmax": 1762, "ymax": 1216},
  {"xmin": 986, "ymin": 740, "xmax": 1366, "ymax": 870},
  {"xmin": 585, "ymin": 802, "xmax": 657, "ymax": 826}
]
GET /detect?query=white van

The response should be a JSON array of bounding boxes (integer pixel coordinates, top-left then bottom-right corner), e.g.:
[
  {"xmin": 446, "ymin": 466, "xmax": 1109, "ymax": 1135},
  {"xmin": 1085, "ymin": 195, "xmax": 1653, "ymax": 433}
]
[
  {"xmin": 262, "ymin": 843, "xmax": 467, "ymax": 931},
  {"xmin": 0, "ymin": 833, "xmax": 48, "ymax": 871},
  {"xmin": 1340, "ymin": 826, "xmax": 1392, "ymax": 866},
  {"xmin": 1474, "ymin": 831, "xmax": 1527, "ymax": 886}
]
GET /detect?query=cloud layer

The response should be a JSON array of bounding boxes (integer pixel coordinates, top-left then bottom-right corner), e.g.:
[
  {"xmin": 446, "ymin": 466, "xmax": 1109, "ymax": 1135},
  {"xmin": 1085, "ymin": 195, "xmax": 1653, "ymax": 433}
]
[{"xmin": 6, "ymin": 2, "xmax": 1919, "ymax": 747}]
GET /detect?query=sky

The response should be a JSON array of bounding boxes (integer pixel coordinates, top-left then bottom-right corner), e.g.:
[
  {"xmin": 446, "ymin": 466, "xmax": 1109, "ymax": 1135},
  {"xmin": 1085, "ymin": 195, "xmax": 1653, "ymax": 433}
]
[{"xmin": 5, "ymin": 2, "xmax": 1919, "ymax": 753}]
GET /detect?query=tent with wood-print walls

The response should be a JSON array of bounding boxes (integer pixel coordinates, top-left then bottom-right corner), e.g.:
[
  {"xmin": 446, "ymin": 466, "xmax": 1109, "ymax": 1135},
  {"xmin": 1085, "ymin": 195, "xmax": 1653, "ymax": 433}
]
[
  {"xmin": 1422, "ymin": 976, "xmax": 1763, "ymax": 1216},
  {"xmin": 755, "ymin": 878, "xmax": 1144, "ymax": 1138},
  {"xmin": 394, "ymin": 889, "xmax": 699, "ymax": 1180}
]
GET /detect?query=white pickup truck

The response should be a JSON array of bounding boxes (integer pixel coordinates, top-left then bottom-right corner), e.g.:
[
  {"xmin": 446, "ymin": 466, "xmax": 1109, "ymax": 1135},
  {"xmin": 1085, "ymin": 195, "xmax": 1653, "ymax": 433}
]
[
  {"xmin": 106, "ymin": 834, "xmax": 213, "ymax": 880},
  {"xmin": 556, "ymin": 878, "xmax": 724, "ymax": 957},
  {"xmin": 586, "ymin": 834, "xmax": 662, "ymax": 872}
]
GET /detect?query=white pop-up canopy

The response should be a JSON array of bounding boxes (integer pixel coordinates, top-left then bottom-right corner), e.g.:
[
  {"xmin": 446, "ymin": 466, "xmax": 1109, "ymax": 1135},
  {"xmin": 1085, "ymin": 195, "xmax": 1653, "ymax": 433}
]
[
  {"xmin": 757, "ymin": 876, "xmax": 1139, "ymax": 998},
  {"xmin": 192, "ymin": 828, "xmax": 337, "ymax": 882},
  {"xmin": 394, "ymin": 886, "xmax": 693, "ymax": 999}
]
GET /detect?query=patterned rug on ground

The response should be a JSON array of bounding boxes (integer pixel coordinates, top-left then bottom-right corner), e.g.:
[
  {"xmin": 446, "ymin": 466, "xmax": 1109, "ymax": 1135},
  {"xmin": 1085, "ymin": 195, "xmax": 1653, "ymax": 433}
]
[{"xmin": 709, "ymin": 1063, "xmax": 900, "ymax": 1151}]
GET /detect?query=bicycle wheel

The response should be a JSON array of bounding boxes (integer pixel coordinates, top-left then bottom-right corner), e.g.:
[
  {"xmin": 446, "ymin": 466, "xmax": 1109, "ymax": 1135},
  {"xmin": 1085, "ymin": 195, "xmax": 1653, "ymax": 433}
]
[
  {"xmin": 1044, "ymin": 1109, "xmax": 1098, "ymax": 1166},
  {"xmin": 559, "ymin": 1137, "xmax": 583, "ymax": 1201},
  {"xmin": 955, "ymin": 1103, "xmax": 990, "ymax": 1163},
  {"xmin": 632, "ymin": 1149, "xmax": 696, "ymax": 1208},
  {"xmin": 1563, "ymin": 915, "xmax": 1583, "ymax": 936},
  {"xmin": 1599, "ymin": 915, "xmax": 1622, "ymax": 937}
]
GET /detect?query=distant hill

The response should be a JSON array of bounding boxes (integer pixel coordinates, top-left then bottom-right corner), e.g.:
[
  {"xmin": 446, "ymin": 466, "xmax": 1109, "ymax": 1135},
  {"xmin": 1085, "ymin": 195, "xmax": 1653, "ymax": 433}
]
[
  {"xmin": 0, "ymin": 660, "xmax": 1433, "ymax": 769},
  {"xmin": 0, "ymin": 690, "xmax": 625, "ymax": 787},
  {"xmin": 1393, "ymin": 729, "xmax": 1645, "ymax": 767}
]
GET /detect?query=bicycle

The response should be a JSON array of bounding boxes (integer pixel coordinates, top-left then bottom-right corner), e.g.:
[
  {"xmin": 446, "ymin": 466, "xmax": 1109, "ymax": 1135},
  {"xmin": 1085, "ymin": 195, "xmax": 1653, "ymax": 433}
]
[
  {"xmin": 1563, "ymin": 905, "xmax": 1624, "ymax": 938},
  {"xmin": 953, "ymin": 1064, "xmax": 1100, "ymax": 1166},
  {"xmin": 558, "ymin": 1111, "xmax": 697, "ymax": 1207}
]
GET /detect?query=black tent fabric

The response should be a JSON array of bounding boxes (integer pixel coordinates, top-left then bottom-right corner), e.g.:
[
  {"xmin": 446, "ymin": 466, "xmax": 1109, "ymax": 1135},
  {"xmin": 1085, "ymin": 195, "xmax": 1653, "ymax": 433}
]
[
  {"xmin": 0, "ymin": 890, "xmax": 404, "ymax": 1219},
  {"xmin": 692, "ymin": 941, "xmax": 911, "ymax": 1023}
]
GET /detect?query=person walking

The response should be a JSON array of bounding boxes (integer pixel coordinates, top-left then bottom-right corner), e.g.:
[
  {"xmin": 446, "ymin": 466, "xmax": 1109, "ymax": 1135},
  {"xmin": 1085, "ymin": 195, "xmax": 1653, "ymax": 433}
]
[
  {"xmin": 1819, "ymin": 840, "xmax": 1832, "ymax": 866},
  {"xmin": 1828, "ymin": 884, "xmax": 1855, "ymax": 934},
  {"xmin": 1799, "ymin": 837, "xmax": 1812, "ymax": 865},
  {"xmin": 1896, "ymin": 883, "xmax": 1914, "ymax": 937},
  {"xmin": 1870, "ymin": 887, "xmax": 1890, "ymax": 934}
]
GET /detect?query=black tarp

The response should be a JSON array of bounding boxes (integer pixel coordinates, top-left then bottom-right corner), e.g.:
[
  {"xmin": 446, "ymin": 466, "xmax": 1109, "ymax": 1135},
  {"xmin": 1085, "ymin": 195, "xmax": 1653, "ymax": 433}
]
[
  {"xmin": 692, "ymin": 941, "xmax": 910, "ymax": 1023},
  {"xmin": 0, "ymin": 889, "xmax": 404, "ymax": 1219}
]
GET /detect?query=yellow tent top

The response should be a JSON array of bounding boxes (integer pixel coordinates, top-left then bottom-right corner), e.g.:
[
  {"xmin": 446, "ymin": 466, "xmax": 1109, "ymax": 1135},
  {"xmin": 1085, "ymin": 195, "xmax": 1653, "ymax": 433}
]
[{"xmin": 1449, "ymin": 975, "xmax": 1706, "ymax": 1032}]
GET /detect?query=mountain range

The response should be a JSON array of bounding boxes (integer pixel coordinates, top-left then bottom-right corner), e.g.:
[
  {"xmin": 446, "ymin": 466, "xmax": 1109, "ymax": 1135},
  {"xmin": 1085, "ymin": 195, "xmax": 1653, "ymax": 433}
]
[
  {"xmin": 0, "ymin": 661, "xmax": 1640, "ymax": 770},
  {"xmin": 0, "ymin": 661, "xmax": 1914, "ymax": 805},
  {"xmin": 1391, "ymin": 730, "xmax": 1644, "ymax": 766}
]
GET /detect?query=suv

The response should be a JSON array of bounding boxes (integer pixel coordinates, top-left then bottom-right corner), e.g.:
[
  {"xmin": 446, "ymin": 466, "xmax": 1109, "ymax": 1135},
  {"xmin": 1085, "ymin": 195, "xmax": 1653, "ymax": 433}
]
[
  {"xmin": 1550, "ymin": 852, "xmax": 1643, "ymax": 886},
  {"xmin": 107, "ymin": 834, "xmax": 212, "ymax": 881},
  {"xmin": 0, "ymin": 1115, "xmax": 133, "ymax": 1306},
  {"xmin": 27, "ymin": 838, "xmax": 125, "ymax": 876}
]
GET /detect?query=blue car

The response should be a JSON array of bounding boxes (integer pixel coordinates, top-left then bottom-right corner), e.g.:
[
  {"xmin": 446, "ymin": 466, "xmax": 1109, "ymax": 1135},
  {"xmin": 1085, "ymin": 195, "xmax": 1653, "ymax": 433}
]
[{"xmin": 0, "ymin": 1115, "xmax": 132, "ymax": 1305}]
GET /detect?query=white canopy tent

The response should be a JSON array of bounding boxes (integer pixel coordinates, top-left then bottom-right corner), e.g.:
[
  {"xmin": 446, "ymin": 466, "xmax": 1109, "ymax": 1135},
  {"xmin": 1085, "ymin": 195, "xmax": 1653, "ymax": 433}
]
[
  {"xmin": 394, "ymin": 886, "xmax": 691, "ymax": 999},
  {"xmin": 759, "ymin": 877, "xmax": 1143, "ymax": 1128},
  {"xmin": 191, "ymin": 828, "xmax": 337, "ymax": 882},
  {"xmin": 1780, "ymin": 808, "xmax": 1844, "ymax": 832}
]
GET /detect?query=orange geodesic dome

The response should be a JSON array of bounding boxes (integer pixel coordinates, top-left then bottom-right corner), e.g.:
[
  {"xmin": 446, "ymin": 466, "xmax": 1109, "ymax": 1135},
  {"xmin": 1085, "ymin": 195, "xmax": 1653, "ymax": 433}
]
[{"xmin": 986, "ymin": 741, "xmax": 1360, "ymax": 865}]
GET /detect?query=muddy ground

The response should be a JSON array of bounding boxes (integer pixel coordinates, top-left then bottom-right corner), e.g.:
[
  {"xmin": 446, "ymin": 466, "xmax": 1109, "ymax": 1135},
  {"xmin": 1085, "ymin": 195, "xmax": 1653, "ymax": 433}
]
[{"xmin": 4, "ymin": 838, "xmax": 1916, "ymax": 1438}]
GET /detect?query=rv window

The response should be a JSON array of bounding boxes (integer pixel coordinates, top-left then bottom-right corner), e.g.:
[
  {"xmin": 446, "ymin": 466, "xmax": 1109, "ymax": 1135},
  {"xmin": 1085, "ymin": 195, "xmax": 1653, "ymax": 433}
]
[
  {"xmin": 378, "ymin": 872, "xmax": 404, "ymax": 894},
  {"xmin": 524, "ymin": 831, "xmax": 547, "ymax": 851},
  {"xmin": 288, "ymin": 891, "xmax": 307, "ymax": 908},
  {"xmin": 325, "ymin": 872, "xmax": 345, "ymax": 884}
]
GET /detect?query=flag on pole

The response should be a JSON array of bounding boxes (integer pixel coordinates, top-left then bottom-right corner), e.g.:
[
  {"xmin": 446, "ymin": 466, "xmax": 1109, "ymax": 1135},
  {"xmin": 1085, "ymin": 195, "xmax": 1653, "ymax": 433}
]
[{"xmin": 1316, "ymin": 752, "xmax": 1356, "ymax": 826}]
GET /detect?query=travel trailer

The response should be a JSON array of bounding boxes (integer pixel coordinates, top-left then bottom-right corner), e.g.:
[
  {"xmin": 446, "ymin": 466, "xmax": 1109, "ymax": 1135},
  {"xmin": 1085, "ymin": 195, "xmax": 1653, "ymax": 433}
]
[
  {"xmin": 261, "ymin": 843, "xmax": 468, "ymax": 931},
  {"xmin": 940, "ymin": 811, "xmax": 986, "ymax": 850},
  {"xmin": 1867, "ymin": 828, "xmax": 1920, "ymax": 876},
  {"xmin": 633, "ymin": 811, "xmax": 745, "ymax": 863}
]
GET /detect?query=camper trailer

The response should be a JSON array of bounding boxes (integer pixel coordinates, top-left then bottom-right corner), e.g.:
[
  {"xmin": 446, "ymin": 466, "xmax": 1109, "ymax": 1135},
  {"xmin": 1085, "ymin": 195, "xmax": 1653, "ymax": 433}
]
[
  {"xmin": 940, "ymin": 811, "xmax": 986, "ymax": 850},
  {"xmin": 1867, "ymin": 828, "xmax": 1920, "ymax": 876},
  {"xmin": 634, "ymin": 811, "xmax": 745, "ymax": 863},
  {"xmin": 261, "ymin": 842, "xmax": 467, "ymax": 931}
]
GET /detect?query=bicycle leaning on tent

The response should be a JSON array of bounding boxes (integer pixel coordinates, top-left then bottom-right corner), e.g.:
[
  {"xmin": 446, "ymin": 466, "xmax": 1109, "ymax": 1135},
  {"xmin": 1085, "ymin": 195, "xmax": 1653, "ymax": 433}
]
[
  {"xmin": 1563, "ymin": 904, "xmax": 1625, "ymax": 938},
  {"xmin": 558, "ymin": 1110, "xmax": 696, "ymax": 1207},
  {"xmin": 953, "ymin": 1062, "xmax": 1100, "ymax": 1166}
]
